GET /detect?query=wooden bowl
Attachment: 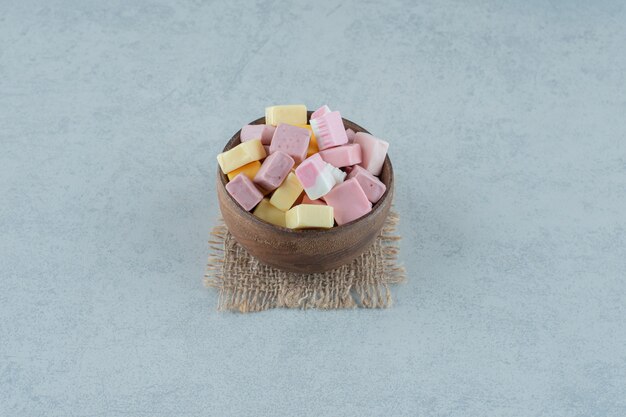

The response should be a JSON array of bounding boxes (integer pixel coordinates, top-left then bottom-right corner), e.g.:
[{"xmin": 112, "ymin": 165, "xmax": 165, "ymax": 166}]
[{"xmin": 216, "ymin": 112, "xmax": 394, "ymax": 273}]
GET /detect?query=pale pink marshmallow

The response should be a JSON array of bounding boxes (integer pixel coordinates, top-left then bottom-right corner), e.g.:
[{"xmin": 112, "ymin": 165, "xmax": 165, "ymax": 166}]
[
  {"xmin": 318, "ymin": 143, "xmax": 362, "ymax": 168},
  {"xmin": 311, "ymin": 105, "xmax": 330, "ymax": 119},
  {"xmin": 346, "ymin": 165, "xmax": 386, "ymax": 204},
  {"xmin": 225, "ymin": 173, "xmax": 263, "ymax": 211},
  {"xmin": 263, "ymin": 145, "xmax": 271, "ymax": 155},
  {"xmin": 253, "ymin": 151, "xmax": 294, "ymax": 191},
  {"xmin": 345, "ymin": 128, "xmax": 356, "ymax": 143},
  {"xmin": 269, "ymin": 123, "xmax": 310, "ymax": 164},
  {"xmin": 294, "ymin": 154, "xmax": 325, "ymax": 188},
  {"xmin": 323, "ymin": 178, "xmax": 372, "ymax": 225},
  {"xmin": 240, "ymin": 124, "xmax": 276, "ymax": 145},
  {"xmin": 301, "ymin": 195, "xmax": 326, "ymax": 205},
  {"xmin": 353, "ymin": 132, "xmax": 389, "ymax": 176},
  {"xmin": 295, "ymin": 154, "xmax": 336, "ymax": 200},
  {"xmin": 310, "ymin": 109, "xmax": 348, "ymax": 150}
]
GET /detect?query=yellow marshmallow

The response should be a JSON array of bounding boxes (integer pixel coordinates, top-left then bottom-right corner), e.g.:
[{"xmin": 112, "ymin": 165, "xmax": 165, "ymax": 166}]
[
  {"xmin": 269, "ymin": 172, "xmax": 303, "ymax": 211},
  {"xmin": 253, "ymin": 198, "xmax": 286, "ymax": 228},
  {"xmin": 285, "ymin": 204, "xmax": 334, "ymax": 229},
  {"xmin": 307, "ymin": 136, "xmax": 319, "ymax": 157},
  {"xmin": 217, "ymin": 140, "xmax": 266, "ymax": 174},
  {"xmin": 265, "ymin": 105, "xmax": 307, "ymax": 126},
  {"xmin": 227, "ymin": 160, "xmax": 262, "ymax": 181}
]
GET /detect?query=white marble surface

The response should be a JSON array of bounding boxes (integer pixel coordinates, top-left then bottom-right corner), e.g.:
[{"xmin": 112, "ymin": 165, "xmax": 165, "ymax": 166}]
[{"xmin": 1, "ymin": 1, "xmax": 625, "ymax": 415}]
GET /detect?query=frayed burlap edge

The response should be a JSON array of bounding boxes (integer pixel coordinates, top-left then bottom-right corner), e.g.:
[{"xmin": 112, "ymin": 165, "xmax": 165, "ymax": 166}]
[{"xmin": 204, "ymin": 211, "xmax": 405, "ymax": 312}]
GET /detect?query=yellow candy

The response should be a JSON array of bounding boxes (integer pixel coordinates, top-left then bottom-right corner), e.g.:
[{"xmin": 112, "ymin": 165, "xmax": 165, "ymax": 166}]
[
  {"xmin": 297, "ymin": 125, "xmax": 319, "ymax": 157},
  {"xmin": 307, "ymin": 136, "xmax": 319, "ymax": 157},
  {"xmin": 253, "ymin": 198, "xmax": 286, "ymax": 227},
  {"xmin": 269, "ymin": 172, "xmax": 303, "ymax": 211},
  {"xmin": 226, "ymin": 161, "xmax": 261, "ymax": 181},
  {"xmin": 217, "ymin": 140, "xmax": 266, "ymax": 174},
  {"xmin": 285, "ymin": 204, "xmax": 334, "ymax": 229},
  {"xmin": 265, "ymin": 105, "xmax": 307, "ymax": 126}
]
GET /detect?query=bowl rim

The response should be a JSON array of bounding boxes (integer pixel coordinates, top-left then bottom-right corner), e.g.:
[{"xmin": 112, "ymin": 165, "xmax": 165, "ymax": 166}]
[{"xmin": 217, "ymin": 114, "xmax": 394, "ymax": 236}]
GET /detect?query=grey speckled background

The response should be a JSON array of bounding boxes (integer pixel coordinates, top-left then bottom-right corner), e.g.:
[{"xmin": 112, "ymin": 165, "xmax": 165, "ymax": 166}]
[{"xmin": 1, "ymin": 1, "xmax": 625, "ymax": 416}]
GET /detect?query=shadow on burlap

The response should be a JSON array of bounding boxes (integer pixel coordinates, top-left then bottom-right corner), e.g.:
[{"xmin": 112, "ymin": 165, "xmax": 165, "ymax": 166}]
[{"xmin": 204, "ymin": 211, "xmax": 405, "ymax": 312}]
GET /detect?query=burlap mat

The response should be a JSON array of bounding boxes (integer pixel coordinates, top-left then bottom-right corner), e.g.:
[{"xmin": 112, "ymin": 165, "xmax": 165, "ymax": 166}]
[{"xmin": 204, "ymin": 211, "xmax": 405, "ymax": 312}]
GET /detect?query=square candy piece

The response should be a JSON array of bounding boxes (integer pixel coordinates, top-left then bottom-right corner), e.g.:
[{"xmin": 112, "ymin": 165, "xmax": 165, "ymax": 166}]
[
  {"xmin": 311, "ymin": 105, "xmax": 330, "ymax": 119},
  {"xmin": 296, "ymin": 124, "xmax": 319, "ymax": 157},
  {"xmin": 285, "ymin": 204, "xmax": 334, "ymax": 229},
  {"xmin": 265, "ymin": 104, "xmax": 307, "ymax": 126},
  {"xmin": 253, "ymin": 151, "xmax": 294, "ymax": 191},
  {"xmin": 270, "ymin": 172, "xmax": 303, "ymax": 211},
  {"xmin": 346, "ymin": 165, "xmax": 386, "ymax": 204},
  {"xmin": 310, "ymin": 110, "xmax": 348, "ymax": 150},
  {"xmin": 269, "ymin": 124, "xmax": 311, "ymax": 164},
  {"xmin": 217, "ymin": 139, "xmax": 266, "ymax": 174},
  {"xmin": 323, "ymin": 178, "xmax": 372, "ymax": 225},
  {"xmin": 295, "ymin": 154, "xmax": 336, "ymax": 200},
  {"xmin": 353, "ymin": 132, "xmax": 389, "ymax": 176},
  {"xmin": 253, "ymin": 198, "xmax": 286, "ymax": 227},
  {"xmin": 225, "ymin": 173, "xmax": 263, "ymax": 211},
  {"xmin": 226, "ymin": 160, "xmax": 261, "ymax": 181},
  {"xmin": 240, "ymin": 124, "xmax": 276, "ymax": 145},
  {"xmin": 318, "ymin": 143, "xmax": 362, "ymax": 168}
]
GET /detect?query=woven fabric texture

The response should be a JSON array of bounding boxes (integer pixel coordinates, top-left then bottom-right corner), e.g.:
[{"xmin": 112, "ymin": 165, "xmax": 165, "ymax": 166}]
[{"xmin": 205, "ymin": 212, "xmax": 405, "ymax": 312}]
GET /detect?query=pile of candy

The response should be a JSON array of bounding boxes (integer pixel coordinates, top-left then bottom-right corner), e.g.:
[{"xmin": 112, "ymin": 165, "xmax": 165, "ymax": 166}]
[{"xmin": 217, "ymin": 104, "xmax": 389, "ymax": 229}]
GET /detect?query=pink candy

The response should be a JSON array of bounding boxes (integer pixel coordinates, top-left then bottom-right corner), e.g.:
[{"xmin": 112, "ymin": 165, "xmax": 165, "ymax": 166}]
[
  {"xmin": 311, "ymin": 105, "xmax": 330, "ymax": 119},
  {"xmin": 323, "ymin": 178, "xmax": 372, "ymax": 225},
  {"xmin": 241, "ymin": 124, "xmax": 276, "ymax": 145},
  {"xmin": 295, "ymin": 153, "xmax": 336, "ymax": 200},
  {"xmin": 253, "ymin": 151, "xmax": 294, "ymax": 191},
  {"xmin": 318, "ymin": 143, "xmax": 362, "ymax": 168},
  {"xmin": 346, "ymin": 165, "xmax": 386, "ymax": 204},
  {"xmin": 353, "ymin": 132, "xmax": 389, "ymax": 176},
  {"xmin": 269, "ymin": 123, "xmax": 311, "ymax": 164},
  {"xmin": 225, "ymin": 173, "xmax": 263, "ymax": 211},
  {"xmin": 310, "ymin": 105, "xmax": 348, "ymax": 150},
  {"xmin": 224, "ymin": 104, "xmax": 391, "ymax": 230}
]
